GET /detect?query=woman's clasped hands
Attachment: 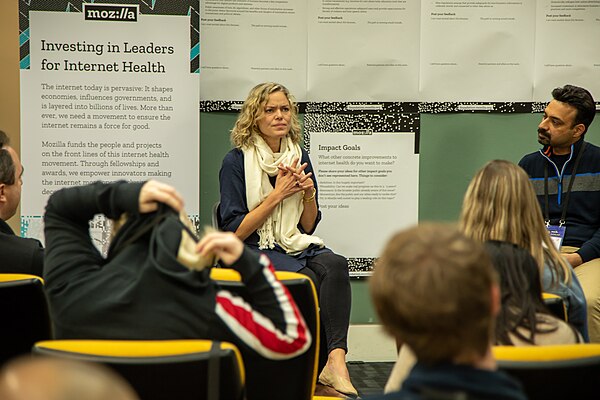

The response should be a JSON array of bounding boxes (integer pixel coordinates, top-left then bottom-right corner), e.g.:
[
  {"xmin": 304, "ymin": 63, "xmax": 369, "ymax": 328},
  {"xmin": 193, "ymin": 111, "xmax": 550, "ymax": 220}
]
[{"xmin": 274, "ymin": 157, "xmax": 315, "ymax": 201}]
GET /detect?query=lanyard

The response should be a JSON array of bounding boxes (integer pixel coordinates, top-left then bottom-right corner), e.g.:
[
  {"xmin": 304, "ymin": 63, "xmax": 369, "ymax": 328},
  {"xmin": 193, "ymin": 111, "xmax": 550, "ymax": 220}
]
[{"xmin": 544, "ymin": 141, "xmax": 586, "ymax": 226}]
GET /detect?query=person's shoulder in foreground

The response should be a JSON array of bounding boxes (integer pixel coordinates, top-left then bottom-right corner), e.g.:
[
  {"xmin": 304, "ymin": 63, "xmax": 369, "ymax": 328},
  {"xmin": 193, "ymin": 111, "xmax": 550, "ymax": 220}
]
[
  {"xmin": 367, "ymin": 362, "xmax": 525, "ymax": 400},
  {"xmin": 367, "ymin": 223, "xmax": 527, "ymax": 400}
]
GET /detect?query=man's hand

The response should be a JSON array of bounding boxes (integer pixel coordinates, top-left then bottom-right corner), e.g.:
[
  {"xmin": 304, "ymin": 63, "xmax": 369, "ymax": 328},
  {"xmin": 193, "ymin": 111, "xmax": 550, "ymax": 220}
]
[
  {"xmin": 196, "ymin": 231, "xmax": 244, "ymax": 266},
  {"xmin": 138, "ymin": 180, "xmax": 184, "ymax": 214},
  {"xmin": 564, "ymin": 252, "xmax": 583, "ymax": 268}
]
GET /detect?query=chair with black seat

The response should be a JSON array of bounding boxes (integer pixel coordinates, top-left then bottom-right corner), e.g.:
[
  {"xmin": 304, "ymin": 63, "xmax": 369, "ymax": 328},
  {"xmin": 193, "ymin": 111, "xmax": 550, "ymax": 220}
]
[
  {"xmin": 493, "ymin": 344, "xmax": 600, "ymax": 399},
  {"xmin": 542, "ymin": 292, "xmax": 567, "ymax": 322},
  {"xmin": 32, "ymin": 339, "xmax": 245, "ymax": 400},
  {"xmin": 0, "ymin": 273, "xmax": 52, "ymax": 366},
  {"xmin": 211, "ymin": 268, "xmax": 319, "ymax": 400}
]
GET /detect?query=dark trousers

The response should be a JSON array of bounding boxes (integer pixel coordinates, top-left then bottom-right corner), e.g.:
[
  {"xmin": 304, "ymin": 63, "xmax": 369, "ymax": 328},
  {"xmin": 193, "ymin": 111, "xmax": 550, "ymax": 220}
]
[{"xmin": 298, "ymin": 252, "xmax": 351, "ymax": 361}]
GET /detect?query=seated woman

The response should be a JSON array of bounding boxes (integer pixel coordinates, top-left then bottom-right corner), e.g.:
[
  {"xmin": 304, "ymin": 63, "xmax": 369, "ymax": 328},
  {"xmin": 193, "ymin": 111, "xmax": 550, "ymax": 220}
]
[
  {"xmin": 218, "ymin": 82, "xmax": 356, "ymax": 397},
  {"xmin": 460, "ymin": 159, "xmax": 587, "ymax": 340},
  {"xmin": 485, "ymin": 240, "xmax": 582, "ymax": 345},
  {"xmin": 385, "ymin": 238, "xmax": 582, "ymax": 394}
]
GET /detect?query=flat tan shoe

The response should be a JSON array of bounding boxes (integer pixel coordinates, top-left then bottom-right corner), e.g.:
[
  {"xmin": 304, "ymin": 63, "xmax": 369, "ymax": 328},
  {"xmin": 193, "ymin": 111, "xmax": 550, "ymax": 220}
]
[
  {"xmin": 318, "ymin": 367, "xmax": 358, "ymax": 398},
  {"xmin": 314, "ymin": 383, "xmax": 351, "ymax": 398}
]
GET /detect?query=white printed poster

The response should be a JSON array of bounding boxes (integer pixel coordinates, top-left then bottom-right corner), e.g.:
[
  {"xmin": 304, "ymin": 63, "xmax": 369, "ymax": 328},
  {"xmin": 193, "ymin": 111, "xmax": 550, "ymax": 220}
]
[
  {"xmin": 311, "ymin": 132, "xmax": 418, "ymax": 259},
  {"xmin": 19, "ymin": 1, "xmax": 200, "ymax": 246},
  {"xmin": 304, "ymin": 105, "xmax": 419, "ymax": 274},
  {"xmin": 307, "ymin": 0, "xmax": 420, "ymax": 101},
  {"xmin": 419, "ymin": 0, "xmax": 535, "ymax": 101},
  {"xmin": 197, "ymin": 0, "xmax": 600, "ymax": 103},
  {"xmin": 200, "ymin": 0, "xmax": 307, "ymax": 101},
  {"xmin": 533, "ymin": 0, "xmax": 600, "ymax": 100}
]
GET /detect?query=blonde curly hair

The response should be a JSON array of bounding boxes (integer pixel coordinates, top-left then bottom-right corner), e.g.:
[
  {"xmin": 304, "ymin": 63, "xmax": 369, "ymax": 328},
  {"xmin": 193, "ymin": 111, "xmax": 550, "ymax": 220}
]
[{"xmin": 230, "ymin": 82, "xmax": 302, "ymax": 149}]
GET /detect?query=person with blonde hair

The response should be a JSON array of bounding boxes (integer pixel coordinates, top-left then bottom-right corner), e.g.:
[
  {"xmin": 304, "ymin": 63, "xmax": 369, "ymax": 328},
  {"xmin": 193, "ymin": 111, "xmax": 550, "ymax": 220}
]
[
  {"xmin": 369, "ymin": 224, "xmax": 526, "ymax": 400},
  {"xmin": 459, "ymin": 159, "xmax": 587, "ymax": 341},
  {"xmin": 218, "ymin": 82, "xmax": 355, "ymax": 397}
]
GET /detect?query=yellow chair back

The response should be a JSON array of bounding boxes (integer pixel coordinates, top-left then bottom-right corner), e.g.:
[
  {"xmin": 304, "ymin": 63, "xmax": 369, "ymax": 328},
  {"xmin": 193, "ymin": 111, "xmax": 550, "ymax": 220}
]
[
  {"xmin": 33, "ymin": 339, "xmax": 245, "ymax": 400},
  {"xmin": 493, "ymin": 344, "xmax": 600, "ymax": 399}
]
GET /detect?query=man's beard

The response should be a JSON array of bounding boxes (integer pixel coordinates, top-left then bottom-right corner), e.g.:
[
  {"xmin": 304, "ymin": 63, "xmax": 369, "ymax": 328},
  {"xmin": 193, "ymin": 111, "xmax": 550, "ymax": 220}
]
[{"xmin": 537, "ymin": 128, "xmax": 550, "ymax": 145}]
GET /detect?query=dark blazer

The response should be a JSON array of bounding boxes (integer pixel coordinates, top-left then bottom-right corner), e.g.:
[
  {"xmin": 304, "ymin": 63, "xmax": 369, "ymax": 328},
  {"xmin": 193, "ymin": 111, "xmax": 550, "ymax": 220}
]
[{"xmin": 0, "ymin": 219, "xmax": 44, "ymax": 277}]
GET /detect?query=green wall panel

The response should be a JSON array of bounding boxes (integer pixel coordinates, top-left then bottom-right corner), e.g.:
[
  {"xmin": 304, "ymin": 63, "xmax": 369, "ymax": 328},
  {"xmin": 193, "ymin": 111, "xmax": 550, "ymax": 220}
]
[
  {"xmin": 349, "ymin": 279, "xmax": 379, "ymax": 324},
  {"xmin": 199, "ymin": 112, "xmax": 236, "ymax": 228},
  {"xmin": 419, "ymin": 112, "xmax": 542, "ymax": 222}
]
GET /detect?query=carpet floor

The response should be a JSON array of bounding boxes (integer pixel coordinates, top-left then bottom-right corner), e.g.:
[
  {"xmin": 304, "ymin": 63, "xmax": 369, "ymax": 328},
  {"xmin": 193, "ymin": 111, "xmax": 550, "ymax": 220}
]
[{"xmin": 347, "ymin": 361, "xmax": 395, "ymax": 397}]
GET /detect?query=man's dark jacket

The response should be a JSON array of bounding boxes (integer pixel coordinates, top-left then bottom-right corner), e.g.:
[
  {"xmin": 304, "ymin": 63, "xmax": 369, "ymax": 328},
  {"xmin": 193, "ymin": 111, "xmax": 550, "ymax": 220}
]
[{"xmin": 0, "ymin": 219, "xmax": 44, "ymax": 276}]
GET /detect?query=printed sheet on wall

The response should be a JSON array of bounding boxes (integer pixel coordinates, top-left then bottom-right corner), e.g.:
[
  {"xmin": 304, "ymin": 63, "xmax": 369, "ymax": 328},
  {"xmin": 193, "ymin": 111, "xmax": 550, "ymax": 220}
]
[{"xmin": 305, "ymin": 103, "xmax": 420, "ymax": 276}]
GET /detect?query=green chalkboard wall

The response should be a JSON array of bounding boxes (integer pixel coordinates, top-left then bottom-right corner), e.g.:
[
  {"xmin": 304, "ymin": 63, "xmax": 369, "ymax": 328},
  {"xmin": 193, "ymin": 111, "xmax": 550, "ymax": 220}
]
[
  {"xmin": 420, "ymin": 112, "xmax": 542, "ymax": 221},
  {"xmin": 200, "ymin": 110, "xmax": 600, "ymax": 323},
  {"xmin": 199, "ymin": 112, "xmax": 236, "ymax": 227}
]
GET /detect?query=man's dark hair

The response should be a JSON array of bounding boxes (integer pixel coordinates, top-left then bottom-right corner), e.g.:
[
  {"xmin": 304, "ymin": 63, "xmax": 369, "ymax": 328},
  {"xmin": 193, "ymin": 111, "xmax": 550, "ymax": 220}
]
[
  {"xmin": 0, "ymin": 130, "xmax": 16, "ymax": 185},
  {"xmin": 552, "ymin": 84, "xmax": 596, "ymax": 135}
]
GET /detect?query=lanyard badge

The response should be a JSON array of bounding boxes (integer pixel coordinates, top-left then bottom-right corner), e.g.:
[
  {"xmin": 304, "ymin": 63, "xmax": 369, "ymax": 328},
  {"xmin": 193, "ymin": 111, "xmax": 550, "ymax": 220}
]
[
  {"xmin": 546, "ymin": 221, "xmax": 566, "ymax": 250},
  {"xmin": 543, "ymin": 142, "xmax": 586, "ymax": 251}
]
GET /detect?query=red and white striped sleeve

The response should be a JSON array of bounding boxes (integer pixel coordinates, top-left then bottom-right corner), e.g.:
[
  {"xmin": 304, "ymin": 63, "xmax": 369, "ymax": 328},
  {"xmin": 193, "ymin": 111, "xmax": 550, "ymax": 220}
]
[{"xmin": 215, "ymin": 253, "xmax": 312, "ymax": 360}]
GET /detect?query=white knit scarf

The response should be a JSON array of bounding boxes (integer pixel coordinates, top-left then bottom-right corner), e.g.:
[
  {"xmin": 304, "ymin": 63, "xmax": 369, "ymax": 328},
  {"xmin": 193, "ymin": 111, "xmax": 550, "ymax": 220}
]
[{"xmin": 243, "ymin": 136, "xmax": 324, "ymax": 254}]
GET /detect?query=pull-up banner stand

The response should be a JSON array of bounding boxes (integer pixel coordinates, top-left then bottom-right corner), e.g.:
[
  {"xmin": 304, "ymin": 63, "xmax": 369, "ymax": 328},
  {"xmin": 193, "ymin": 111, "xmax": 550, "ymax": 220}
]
[{"xmin": 19, "ymin": 1, "xmax": 200, "ymax": 250}]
